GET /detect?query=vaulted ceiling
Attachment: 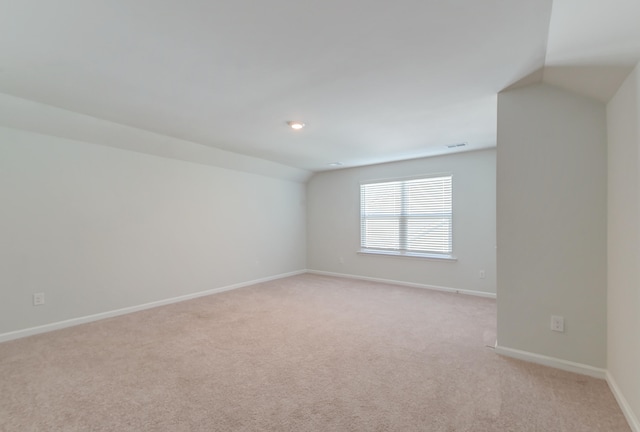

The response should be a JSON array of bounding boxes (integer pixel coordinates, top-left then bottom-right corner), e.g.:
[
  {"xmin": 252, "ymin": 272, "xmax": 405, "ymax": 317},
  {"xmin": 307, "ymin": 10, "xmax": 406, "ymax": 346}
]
[{"xmin": 1, "ymin": 0, "xmax": 639, "ymax": 172}]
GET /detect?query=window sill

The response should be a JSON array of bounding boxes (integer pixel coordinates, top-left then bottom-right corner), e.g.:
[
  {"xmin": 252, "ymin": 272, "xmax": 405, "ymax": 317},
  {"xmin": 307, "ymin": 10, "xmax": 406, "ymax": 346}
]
[{"xmin": 357, "ymin": 249, "xmax": 457, "ymax": 261}]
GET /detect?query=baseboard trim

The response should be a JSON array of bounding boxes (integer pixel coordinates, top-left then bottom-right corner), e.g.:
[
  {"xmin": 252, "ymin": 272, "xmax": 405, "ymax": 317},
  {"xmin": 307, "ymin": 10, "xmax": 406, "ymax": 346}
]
[
  {"xmin": 606, "ymin": 371, "xmax": 640, "ymax": 432},
  {"xmin": 494, "ymin": 344, "xmax": 606, "ymax": 379},
  {"xmin": 0, "ymin": 270, "xmax": 306, "ymax": 344},
  {"xmin": 306, "ymin": 269, "xmax": 496, "ymax": 299}
]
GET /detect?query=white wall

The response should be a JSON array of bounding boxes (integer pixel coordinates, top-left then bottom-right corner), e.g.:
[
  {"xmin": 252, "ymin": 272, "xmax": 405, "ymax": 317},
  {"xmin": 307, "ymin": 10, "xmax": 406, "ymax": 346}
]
[
  {"xmin": 607, "ymin": 63, "xmax": 640, "ymax": 426},
  {"xmin": 307, "ymin": 149, "xmax": 496, "ymax": 295},
  {"xmin": 0, "ymin": 126, "xmax": 306, "ymax": 336},
  {"xmin": 0, "ymin": 92, "xmax": 311, "ymax": 183},
  {"xmin": 496, "ymin": 83, "xmax": 607, "ymax": 368}
]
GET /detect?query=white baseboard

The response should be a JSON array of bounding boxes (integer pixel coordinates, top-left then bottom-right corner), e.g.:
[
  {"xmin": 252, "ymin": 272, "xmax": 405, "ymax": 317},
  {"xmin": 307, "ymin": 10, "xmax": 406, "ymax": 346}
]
[
  {"xmin": 306, "ymin": 269, "xmax": 496, "ymax": 299},
  {"xmin": 606, "ymin": 371, "xmax": 640, "ymax": 432},
  {"xmin": 0, "ymin": 270, "xmax": 306, "ymax": 344},
  {"xmin": 496, "ymin": 345, "xmax": 639, "ymax": 431},
  {"xmin": 494, "ymin": 344, "xmax": 606, "ymax": 379}
]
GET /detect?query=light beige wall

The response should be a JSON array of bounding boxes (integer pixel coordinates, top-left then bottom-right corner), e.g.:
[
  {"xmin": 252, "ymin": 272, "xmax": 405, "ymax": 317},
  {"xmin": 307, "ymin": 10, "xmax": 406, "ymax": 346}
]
[
  {"xmin": 0, "ymin": 126, "xmax": 307, "ymax": 336},
  {"xmin": 607, "ymin": 63, "xmax": 640, "ymax": 425},
  {"xmin": 307, "ymin": 149, "xmax": 496, "ymax": 295},
  {"xmin": 496, "ymin": 83, "xmax": 607, "ymax": 367}
]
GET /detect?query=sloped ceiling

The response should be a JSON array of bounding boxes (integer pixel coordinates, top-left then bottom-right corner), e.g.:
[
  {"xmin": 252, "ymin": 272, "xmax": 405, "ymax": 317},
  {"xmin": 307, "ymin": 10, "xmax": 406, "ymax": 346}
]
[
  {"xmin": 543, "ymin": 0, "xmax": 640, "ymax": 102},
  {"xmin": 0, "ymin": 1, "xmax": 638, "ymax": 172}
]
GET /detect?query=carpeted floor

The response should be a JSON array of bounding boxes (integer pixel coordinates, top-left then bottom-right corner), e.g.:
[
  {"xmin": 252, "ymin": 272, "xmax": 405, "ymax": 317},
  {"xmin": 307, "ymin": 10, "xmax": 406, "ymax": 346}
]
[{"xmin": 0, "ymin": 274, "xmax": 631, "ymax": 431}]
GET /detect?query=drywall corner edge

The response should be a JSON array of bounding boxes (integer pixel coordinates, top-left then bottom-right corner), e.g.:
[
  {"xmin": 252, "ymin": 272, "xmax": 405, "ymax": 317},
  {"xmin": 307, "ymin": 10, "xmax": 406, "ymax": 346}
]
[
  {"xmin": 0, "ymin": 93, "xmax": 312, "ymax": 183},
  {"xmin": 496, "ymin": 345, "xmax": 639, "ymax": 431},
  {"xmin": 606, "ymin": 371, "xmax": 640, "ymax": 432}
]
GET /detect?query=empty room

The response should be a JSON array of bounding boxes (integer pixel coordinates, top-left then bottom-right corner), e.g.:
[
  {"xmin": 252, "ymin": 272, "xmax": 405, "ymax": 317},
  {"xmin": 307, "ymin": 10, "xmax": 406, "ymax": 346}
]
[{"xmin": 1, "ymin": 0, "xmax": 639, "ymax": 431}]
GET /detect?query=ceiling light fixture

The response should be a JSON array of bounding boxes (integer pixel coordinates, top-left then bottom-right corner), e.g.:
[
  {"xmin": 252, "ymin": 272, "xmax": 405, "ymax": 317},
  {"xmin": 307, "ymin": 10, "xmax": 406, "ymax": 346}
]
[
  {"xmin": 328, "ymin": 162, "xmax": 343, "ymax": 167},
  {"xmin": 287, "ymin": 121, "xmax": 305, "ymax": 130}
]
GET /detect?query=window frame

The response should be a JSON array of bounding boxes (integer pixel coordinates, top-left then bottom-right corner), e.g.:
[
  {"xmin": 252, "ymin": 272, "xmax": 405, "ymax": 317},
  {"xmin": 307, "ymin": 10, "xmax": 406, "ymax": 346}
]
[{"xmin": 358, "ymin": 173, "xmax": 456, "ymax": 261}]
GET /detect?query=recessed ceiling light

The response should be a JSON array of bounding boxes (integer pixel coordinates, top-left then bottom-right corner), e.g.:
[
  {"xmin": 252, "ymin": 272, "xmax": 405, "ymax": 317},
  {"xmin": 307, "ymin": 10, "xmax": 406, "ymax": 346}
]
[
  {"xmin": 287, "ymin": 121, "xmax": 305, "ymax": 130},
  {"xmin": 328, "ymin": 162, "xmax": 343, "ymax": 167}
]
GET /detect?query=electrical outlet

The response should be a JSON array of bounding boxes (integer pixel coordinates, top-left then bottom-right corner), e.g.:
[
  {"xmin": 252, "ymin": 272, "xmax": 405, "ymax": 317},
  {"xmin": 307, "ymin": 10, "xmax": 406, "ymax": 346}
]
[
  {"xmin": 33, "ymin": 293, "xmax": 45, "ymax": 306},
  {"xmin": 338, "ymin": 257, "xmax": 344, "ymax": 264},
  {"xmin": 550, "ymin": 315, "xmax": 564, "ymax": 332},
  {"xmin": 479, "ymin": 270, "xmax": 486, "ymax": 279}
]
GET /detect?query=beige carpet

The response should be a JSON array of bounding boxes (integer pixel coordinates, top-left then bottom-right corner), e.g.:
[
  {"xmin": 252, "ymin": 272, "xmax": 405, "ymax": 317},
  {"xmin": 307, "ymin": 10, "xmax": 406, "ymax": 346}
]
[{"xmin": 0, "ymin": 274, "xmax": 630, "ymax": 431}]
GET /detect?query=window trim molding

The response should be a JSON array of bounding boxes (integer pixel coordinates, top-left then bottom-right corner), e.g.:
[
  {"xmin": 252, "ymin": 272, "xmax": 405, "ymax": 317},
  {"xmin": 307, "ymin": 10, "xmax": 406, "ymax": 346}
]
[
  {"xmin": 359, "ymin": 172, "xmax": 454, "ymax": 257},
  {"xmin": 359, "ymin": 172, "xmax": 453, "ymax": 186},
  {"xmin": 357, "ymin": 248, "xmax": 457, "ymax": 261}
]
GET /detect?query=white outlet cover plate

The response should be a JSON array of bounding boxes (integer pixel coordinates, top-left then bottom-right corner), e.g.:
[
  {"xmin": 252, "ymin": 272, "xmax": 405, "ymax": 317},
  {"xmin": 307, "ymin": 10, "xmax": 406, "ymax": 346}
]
[
  {"xmin": 550, "ymin": 315, "xmax": 564, "ymax": 332},
  {"xmin": 33, "ymin": 293, "xmax": 45, "ymax": 306}
]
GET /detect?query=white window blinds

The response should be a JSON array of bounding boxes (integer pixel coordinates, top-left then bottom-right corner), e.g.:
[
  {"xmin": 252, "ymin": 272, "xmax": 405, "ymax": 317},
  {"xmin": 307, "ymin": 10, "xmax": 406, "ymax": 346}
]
[{"xmin": 360, "ymin": 175, "xmax": 452, "ymax": 256}]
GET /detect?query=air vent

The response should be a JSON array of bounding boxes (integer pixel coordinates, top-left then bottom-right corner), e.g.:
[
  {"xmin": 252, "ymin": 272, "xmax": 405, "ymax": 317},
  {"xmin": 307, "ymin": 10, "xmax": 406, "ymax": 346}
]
[{"xmin": 446, "ymin": 142, "xmax": 467, "ymax": 149}]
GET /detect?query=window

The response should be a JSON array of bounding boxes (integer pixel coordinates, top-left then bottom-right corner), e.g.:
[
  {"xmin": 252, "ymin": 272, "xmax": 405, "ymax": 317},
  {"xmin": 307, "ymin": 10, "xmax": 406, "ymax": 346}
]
[{"xmin": 360, "ymin": 175, "xmax": 453, "ymax": 259}]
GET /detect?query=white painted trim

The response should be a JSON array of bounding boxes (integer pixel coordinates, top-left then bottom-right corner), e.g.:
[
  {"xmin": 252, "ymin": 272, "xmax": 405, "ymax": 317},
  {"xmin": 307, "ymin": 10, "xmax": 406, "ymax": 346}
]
[
  {"xmin": 606, "ymin": 371, "xmax": 640, "ymax": 432},
  {"xmin": 0, "ymin": 270, "xmax": 305, "ymax": 344},
  {"xmin": 306, "ymin": 269, "xmax": 496, "ymax": 299},
  {"xmin": 494, "ymin": 344, "xmax": 606, "ymax": 379},
  {"xmin": 357, "ymin": 249, "xmax": 458, "ymax": 261},
  {"xmin": 2, "ymin": 270, "xmax": 636, "ymax": 432}
]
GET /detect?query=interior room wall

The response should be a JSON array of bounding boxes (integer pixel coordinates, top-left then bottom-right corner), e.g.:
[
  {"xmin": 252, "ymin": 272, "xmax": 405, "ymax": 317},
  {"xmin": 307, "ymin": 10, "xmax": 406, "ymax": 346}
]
[
  {"xmin": 0, "ymin": 92, "xmax": 311, "ymax": 183},
  {"xmin": 0, "ymin": 126, "xmax": 307, "ymax": 338},
  {"xmin": 496, "ymin": 83, "xmax": 607, "ymax": 368},
  {"xmin": 607, "ymin": 62, "xmax": 640, "ymax": 427},
  {"xmin": 306, "ymin": 149, "xmax": 496, "ymax": 295}
]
